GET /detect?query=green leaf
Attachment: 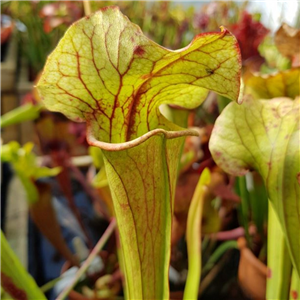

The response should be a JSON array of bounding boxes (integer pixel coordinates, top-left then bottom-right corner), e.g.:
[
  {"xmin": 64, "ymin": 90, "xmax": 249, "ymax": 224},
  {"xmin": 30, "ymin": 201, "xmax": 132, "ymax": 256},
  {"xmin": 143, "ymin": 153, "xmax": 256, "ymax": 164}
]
[
  {"xmin": 1, "ymin": 142, "xmax": 61, "ymax": 204},
  {"xmin": 1, "ymin": 231, "xmax": 46, "ymax": 300},
  {"xmin": 0, "ymin": 104, "xmax": 41, "ymax": 128},
  {"xmin": 92, "ymin": 167, "xmax": 108, "ymax": 189},
  {"xmin": 36, "ymin": 6, "xmax": 241, "ymax": 299},
  {"xmin": 258, "ymin": 36, "xmax": 291, "ymax": 73},
  {"xmin": 290, "ymin": 268, "xmax": 300, "ymax": 300},
  {"xmin": 209, "ymin": 96, "xmax": 300, "ymax": 276},
  {"xmin": 184, "ymin": 168, "xmax": 210, "ymax": 300},
  {"xmin": 101, "ymin": 133, "xmax": 185, "ymax": 299},
  {"xmin": 267, "ymin": 202, "xmax": 292, "ymax": 300},
  {"xmin": 245, "ymin": 68, "xmax": 300, "ymax": 100},
  {"xmin": 201, "ymin": 240, "xmax": 238, "ymax": 276},
  {"xmin": 89, "ymin": 146, "xmax": 104, "ymax": 169}
]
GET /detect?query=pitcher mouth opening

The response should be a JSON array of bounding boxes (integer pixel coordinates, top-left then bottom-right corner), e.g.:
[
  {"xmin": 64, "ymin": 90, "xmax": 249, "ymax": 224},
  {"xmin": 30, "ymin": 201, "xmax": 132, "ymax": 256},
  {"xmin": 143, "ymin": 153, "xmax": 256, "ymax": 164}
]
[{"xmin": 87, "ymin": 126, "xmax": 199, "ymax": 152}]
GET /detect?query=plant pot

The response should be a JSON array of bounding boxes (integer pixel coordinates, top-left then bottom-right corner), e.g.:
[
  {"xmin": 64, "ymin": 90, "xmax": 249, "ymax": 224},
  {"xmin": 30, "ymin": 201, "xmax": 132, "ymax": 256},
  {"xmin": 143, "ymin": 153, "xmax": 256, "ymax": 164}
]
[{"xmin": 237, "ymin": 237, "xmax": 267, "ymax": 300}]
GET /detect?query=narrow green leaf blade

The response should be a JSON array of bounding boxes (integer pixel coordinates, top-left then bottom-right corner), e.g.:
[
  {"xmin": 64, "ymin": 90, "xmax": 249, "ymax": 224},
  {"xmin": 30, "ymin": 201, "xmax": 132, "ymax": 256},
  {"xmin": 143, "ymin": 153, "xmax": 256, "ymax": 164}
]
[
  {"xmin": 0, "ymin": 104, "xmax": 41, "ymax": 128},
  {"xmin": 1, "ymin": 231, "xmax": 47, "ymax": 300},
  {"xmin": 267, "ymin": 202, "xmax": 292, "ymax": 300},
  {"xmin": 290, "ymin": 268, "xmax": 300, "ymax": 300},
  {"xmin": 184, "ymin": 168, "xmax": 210, "ymax": 300}
]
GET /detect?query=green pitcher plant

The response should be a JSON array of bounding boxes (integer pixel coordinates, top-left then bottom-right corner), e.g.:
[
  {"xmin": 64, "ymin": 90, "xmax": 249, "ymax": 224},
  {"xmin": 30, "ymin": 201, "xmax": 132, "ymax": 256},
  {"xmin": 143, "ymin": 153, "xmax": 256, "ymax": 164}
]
[
  {"xmin": 210, "ymin": 95, "xmax": 300, "ymax": 275},
  {"xmin": 37, "ymin": 6, "xmax": 241, "ymax": 299},
  {"xmin": 210, "ymin": 65, "xmax": 300, "ymax": 299}
]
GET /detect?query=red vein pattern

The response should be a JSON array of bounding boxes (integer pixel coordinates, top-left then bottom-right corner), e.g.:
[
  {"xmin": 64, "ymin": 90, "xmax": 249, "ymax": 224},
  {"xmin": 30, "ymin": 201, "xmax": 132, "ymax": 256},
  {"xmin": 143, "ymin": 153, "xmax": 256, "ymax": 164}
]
[
  {"xmin": 210, "ymin": 96, "xmax": 300, "ymax": 275},
  {"xmin": 37, "ymin": 6, "xmax": 241, "ymax": 144},
  {"xmin": 37, "ymin": 7, "xmax": 243, "ymax": 300}
]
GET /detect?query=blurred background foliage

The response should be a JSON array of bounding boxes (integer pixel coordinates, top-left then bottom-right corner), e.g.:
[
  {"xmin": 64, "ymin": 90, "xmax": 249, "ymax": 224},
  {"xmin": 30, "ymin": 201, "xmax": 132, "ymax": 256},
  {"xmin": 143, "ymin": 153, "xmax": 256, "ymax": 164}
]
[{"xmin": 2, "ymin": 0, "xmax": 298, "ymax": 80}]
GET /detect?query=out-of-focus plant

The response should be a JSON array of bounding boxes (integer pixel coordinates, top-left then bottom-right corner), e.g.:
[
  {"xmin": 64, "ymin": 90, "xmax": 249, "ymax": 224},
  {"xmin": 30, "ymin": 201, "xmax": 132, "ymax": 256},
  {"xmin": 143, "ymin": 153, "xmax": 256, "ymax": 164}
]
[
  {"xmin": 39, "ymin": 1, "xmax": 82, "ymax": 33},
  {"xmin": 1, "ymin": 14, "xmax": 14, "ymax": 47},
  {"xmin": 209, "ymin": 14, "xmax": 299, "ymax": 294},
  {"xmin": 1, "ymin": 216, "xmax": 117, "ymax": 300},
  {"xmin": 1, "ymin": 141, "xmax": 61, "ymax": 203},
  {"xmin": 2, "ymin": 1, "xmax": 83, "ymax": 79},
  {"xmin": 210, "ymin": 61, "xmax": 300, "ymax": 300},
  {"xmin": 230, "ymin": 11, "xmax": 269, "ymax": 62},
  {"xmin": 258, "ymin": 37, "xmax": 291, "ymax": 74},
  {"xmin": 91, "ymin": 1, "xmax": 196, "ymax": 49},
  {"xmin": 184, "ymin": 168, "xmax": 210, "ymax": 299},
  {"xmin": 89, "ymin": 146, "xmax": 115, "ymax": 216},
  {"xmin": 244, "ymin": 67, "xmax": 300, "ymax": 100},
  {"xmin": 0, "ymin": 141, "xmax": 81, "ymax": 266},
  {"xmin": 21, "ymin": 78, "xmax": 99, "ymax": 246},
  {"xmin": 1, "ymin": 231, "xmax": 47, "ymax": 300},
  {"xmin": 3, "ymin": 1, "xmax": 56, "ymax": 79},
  {"xmin": 193, "ymin": 1, "xmax": 247, "ymax": 32},
  {"xmin": 274, "ymin": 23, "xmax": 300, "ymax": 67},
  {"xmin": 0, "ymin": 103, "xmax": 41, "ymax": 128},
  {"xmin": 234, "ymin": 171, "xmax": 268, "ymax": 260}
]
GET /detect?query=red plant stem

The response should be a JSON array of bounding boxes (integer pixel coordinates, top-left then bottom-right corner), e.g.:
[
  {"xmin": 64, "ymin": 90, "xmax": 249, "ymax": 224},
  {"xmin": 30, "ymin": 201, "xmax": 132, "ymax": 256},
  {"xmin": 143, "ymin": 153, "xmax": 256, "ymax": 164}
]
[
  {"xmin": 57, "ymin": 218, "xmax": 117, "ymax": 300},
  {"xmin": 196, "ymin": 157, "xmax": 214, "ymax": 174},
  {"xmin": 209, "ymin": 225, "xmax": 256, "ymax": 241}
]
